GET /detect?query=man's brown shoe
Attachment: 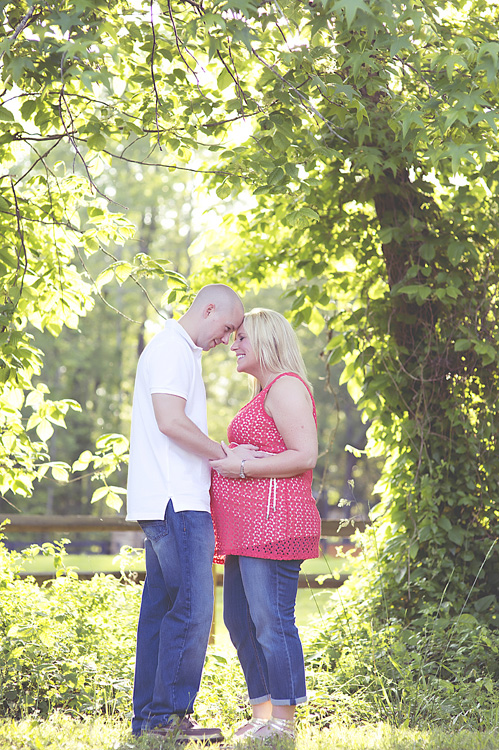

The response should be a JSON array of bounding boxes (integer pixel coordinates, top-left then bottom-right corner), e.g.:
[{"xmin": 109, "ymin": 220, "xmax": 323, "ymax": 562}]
[{"xmin": 148, "ymin": 714, "xmax": 224, "ymax": 743}]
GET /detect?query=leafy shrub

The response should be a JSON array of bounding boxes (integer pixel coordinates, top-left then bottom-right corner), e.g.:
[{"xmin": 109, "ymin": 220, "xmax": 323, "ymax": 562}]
[
  {"xmin": 2, "ymin": 531, "xmax": 499, "ymax": 733},
  {"xmin": 302, "ymin": 562, "xmax": 499, "ymax": 730},
  {"xmin": 0, "ymin": 534, "xmax": 251, "ymax": 727},
  {"xmin": 0, "ymin": 535, "xmax": 139, "ymax": 717}
]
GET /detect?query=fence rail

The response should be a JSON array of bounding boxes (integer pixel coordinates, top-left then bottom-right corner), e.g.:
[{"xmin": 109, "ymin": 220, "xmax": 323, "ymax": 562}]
[
  {"xmin": 0, "ymin": 514, "xmax": 368, "ymax": 588},
  {"xmin": 0, "ymin": 514, "xmax": 367, "ymax": 537}
]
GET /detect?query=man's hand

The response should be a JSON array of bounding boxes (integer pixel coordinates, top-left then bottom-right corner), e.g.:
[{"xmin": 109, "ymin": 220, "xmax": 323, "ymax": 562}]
[
  {"xmin": 210, "ymin": 443, "xmax": 268, "ymax": 478},
  {"xmin": 222, "ymin": 441, "xmax": 266, "ymax": 459}
]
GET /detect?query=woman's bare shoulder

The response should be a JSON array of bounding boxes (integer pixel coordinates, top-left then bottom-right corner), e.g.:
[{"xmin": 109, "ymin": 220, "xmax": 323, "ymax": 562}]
[{"xmin": 266, "ymin": 374, "xmax": 312, "ymax": 406}]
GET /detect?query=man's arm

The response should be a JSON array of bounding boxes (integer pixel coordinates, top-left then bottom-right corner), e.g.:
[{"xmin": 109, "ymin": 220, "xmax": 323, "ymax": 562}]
[{"xmin": 152, "ymin": 393, "xmax": 225, "ymax": 460}]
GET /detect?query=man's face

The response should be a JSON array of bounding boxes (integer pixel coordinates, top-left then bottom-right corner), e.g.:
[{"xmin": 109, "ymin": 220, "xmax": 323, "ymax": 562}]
[{"xmin": 199, "ymin": 303, "xmax": 244, "ymax": 351}]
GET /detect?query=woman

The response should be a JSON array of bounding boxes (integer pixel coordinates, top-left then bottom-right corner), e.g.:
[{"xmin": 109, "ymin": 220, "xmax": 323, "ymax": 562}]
[{"xmin": 210, "ymin": 308, "xmax": 321, "ymax": 743}]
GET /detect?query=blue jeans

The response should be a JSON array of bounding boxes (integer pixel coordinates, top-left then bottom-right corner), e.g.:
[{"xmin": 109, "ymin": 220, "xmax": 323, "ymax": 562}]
[
  {"xmin": 223, "ymin": 555, "xmax": 307, "ymax": 706},
  {"xmin": 132, "ymin": 501, "xmax": 215, "ymax": 734}
]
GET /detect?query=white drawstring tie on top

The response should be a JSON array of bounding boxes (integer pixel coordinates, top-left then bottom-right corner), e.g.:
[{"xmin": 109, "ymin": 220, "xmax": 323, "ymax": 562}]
[{"xmin": 266, "ymin": 477, "xmax": 277, "ymax": 519}]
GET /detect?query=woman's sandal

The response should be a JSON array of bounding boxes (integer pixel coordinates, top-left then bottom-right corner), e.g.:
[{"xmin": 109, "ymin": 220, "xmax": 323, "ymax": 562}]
[
  {"xmin": 232, "ymin": 717, "xmax": 268, "ymax": 742},
  {"xmin": 251, "ymin": 717, "xmax": 295, "ymax": 741}
]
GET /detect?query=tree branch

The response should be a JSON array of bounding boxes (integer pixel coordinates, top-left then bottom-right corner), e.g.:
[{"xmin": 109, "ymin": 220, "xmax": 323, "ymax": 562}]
[
  {"xmin": 250, "ymin": 46, "xmax": 349, "ymax": 143},
  {"xmin": 13, "ymin": 139, "xmax": 62, "ymax": 187},
  {"xmin": 9, "ymin": 177, "xmax": 29, "ymax": 305},
  {"xmin": 149, "ymin": 0, "xmax": 162, "ymax": 150},
  {"xmin": 101, "ymin": 147, "xmax": 242, "ymax": 177},
  {"xmin": 0, "ymin": 207, "xmax": 80, "ymax": 232},
  {"xmin": 216, "ymin": 44, "xmax": 251, "ymax": 115},
  {"xmin": 75, "ymin": 244, "xmax": 168, "ymax": 324},
  {"xmin": 9, "ymin": 6, "xmax": 35, "ymax": 42},
  {"xmin": 166, "ymin": 0, "xmax": 203, "ymax": 89}
]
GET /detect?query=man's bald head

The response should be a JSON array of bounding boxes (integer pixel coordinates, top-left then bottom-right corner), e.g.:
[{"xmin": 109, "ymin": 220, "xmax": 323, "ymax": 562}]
[
  {"xmin": 190, "ymin": 284, "xmax": 243, "ymax": 315},
  {"xmin": 181, "ymin": 284, "xmax": 244, "ymax": 351}
]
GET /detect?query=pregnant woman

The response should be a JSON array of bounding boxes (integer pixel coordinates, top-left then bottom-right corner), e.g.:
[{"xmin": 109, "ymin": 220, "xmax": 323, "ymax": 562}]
[{"xmin": 210, "ymin": 308, "xmax": 321, "ymax": 743}]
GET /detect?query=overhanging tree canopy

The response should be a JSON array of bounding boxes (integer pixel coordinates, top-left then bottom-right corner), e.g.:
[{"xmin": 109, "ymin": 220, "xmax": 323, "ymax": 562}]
[{"xmin": 1, "ymin": 0, "xmax": 498, "ymax": 622}]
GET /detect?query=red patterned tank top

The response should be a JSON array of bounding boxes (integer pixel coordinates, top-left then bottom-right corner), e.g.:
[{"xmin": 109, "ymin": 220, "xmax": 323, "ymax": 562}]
[{"xmin": 211, "ymin": 372, "xmax": 321, "ymax": 563}]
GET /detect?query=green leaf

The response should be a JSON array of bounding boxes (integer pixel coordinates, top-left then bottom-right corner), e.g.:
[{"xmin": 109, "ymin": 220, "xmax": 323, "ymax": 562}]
[
  {"xmin": 324, "ymin": 333, "xmax": 345, "ymax": 352},
  {"xmin": 339, "ymin": 359, "xmax": 356, "ymax": 385},
  {"xmin": 447, "ymin": 241, "xmax": 466, "ymax": 266},
  {"xmin": 113, "ymin": 262, "xmax": 132, "ymax": 285},
  {"xmin": 7, "ymin": 56, "xmax": 34, "ymax": 82},
  {"xmin": 438, "ymin": 516, "xmax": 452, "ymax": 532},
  {"xmin": 96, "ymin": 267, "xmax": 115, "ymax": 290},
  {"xmin": 86, "ymin": 133, "xmax": 107, "ymax": 152},
  {"xmin": 397, "ymin": 284, "xmax": 431, "ymax": 301},
  {"xmin": 409, "ymin": 540, "xmax": 419, "ymax": 560},
  {"xmin": 474, "ymin": 594, "xmax": 496, "ymax": 613},
  {"xmin": 474, "ymin": 342, "xmax": 496, "ymax": 364},
  {"xmin": 308, "ymin": 307, "xmax": 325, "ymax": 335},
  {"xmin": 448, "ymin": 526, "xmax": 464, "ymax": 545},
  {"xmin": 419, "ymin": 242, "xmax": 435, "ymax": 261},
  {"xmin": 105, "ymin": 491, "xmax": 124, "ymax": 512},
  {"xmin": 445, "ymin": 54, "xmax": 468, "ymax": 80},
  {"xmin": 91, "ymin": 485, "xmax": 110, "ymax": 503},
  {"xmin": 208, "ymin": 35, "xmax": 222, "ymax": 59},
  {"xmin": 36, "ymin": 419, "xmax": 54, "ymax": 442},
  {"xmin": 216, "ymin": 182, "xmax": 232, "ymax": 200},
  {"xmin": 25, "ymin": 389, "xmax": 44, "ymax": 408},
  {"xmin": 284, "ymin": 163, "xmax": 299, "ymax": 179},
  {"xmin": 217, "ymin": 67, "xmax": 233, "ymax": 91},
  {"xmin": 332, "ymin": 0, "xmax": 373, "ymax": 27},
  {"xmin": 401, "ymin": 111, "xmax": 423, "ymax": 139},
  {"xmin": 0, "ymin": 106, "xmax": 14, "ymax": 122},
  {"xmin": 20, "ymin": 99, "xmax": 37, "ymax": 121},
  {"xmin": 272, "ymin": 131, "xmax": 290, "ymax": 151},
  {"xmin": 72, "ymin": 450, "xmax": 93, "ymax": 471},
  {"xmin": 284, "ymin": 207, "xmax": 320, "ymax": 228},
  {"xmin": 202, "ymin": 13, "xmax": 226, "ymax": 31},
  {"xmin": 268, "ymin": 166, "xmax": 286, "ymax": 185},
  {"xmin": 448, "ymin": 143, "xmax": 477, "ymax": 174},
  {"xmin": 51, "ymin": 464, "xmax": 69, "ymax": 483}
]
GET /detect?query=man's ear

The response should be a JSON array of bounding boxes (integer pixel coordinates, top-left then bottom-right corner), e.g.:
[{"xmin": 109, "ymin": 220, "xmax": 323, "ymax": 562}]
[{"xmin": 203, "ymin": 303, "xmax": 215, "ymax": 318}]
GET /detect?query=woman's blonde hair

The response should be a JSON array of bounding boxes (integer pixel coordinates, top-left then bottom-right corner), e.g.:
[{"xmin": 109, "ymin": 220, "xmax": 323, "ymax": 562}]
[{"xmin": 243, "ymin": 308, "xmax": 311, "ymax": 396}]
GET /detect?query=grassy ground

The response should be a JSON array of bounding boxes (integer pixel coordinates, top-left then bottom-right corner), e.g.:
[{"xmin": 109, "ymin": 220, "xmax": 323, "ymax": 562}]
[
  {"xmin": 3, "ymin": 555, "xmax": 499, "ymax": 748},
  {"xmin": 16, "ymin": 551, "xmax": 349, "ymax": 577},
  {"xmin": 0, "ymin": 714, "xmax": 498, "ymax": 750}
]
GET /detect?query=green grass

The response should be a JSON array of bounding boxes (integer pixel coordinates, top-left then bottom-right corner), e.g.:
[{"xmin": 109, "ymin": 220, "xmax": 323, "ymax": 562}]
[
  {"xmin": 16, "ymin": 551, "xmax": 147, "ymax": 575},
  {"xmin": 0, "ymin": 714, "xmax": 498, "ymax": 750},
  {"xmin": 16, "ymin": 551, "xmax": 349, "ymax": 577}
]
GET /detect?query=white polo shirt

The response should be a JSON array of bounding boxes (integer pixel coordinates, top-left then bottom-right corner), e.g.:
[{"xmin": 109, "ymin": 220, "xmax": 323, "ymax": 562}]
[{"xmin": 126, "ymin": 319, "xmax": 211, "ymax": 520}]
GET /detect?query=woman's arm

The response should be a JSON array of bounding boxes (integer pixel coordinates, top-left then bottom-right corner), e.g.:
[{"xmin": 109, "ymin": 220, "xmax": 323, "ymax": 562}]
[{"xmin": 210, "ymin": 376, "xmax": 317, "ymax": 479}]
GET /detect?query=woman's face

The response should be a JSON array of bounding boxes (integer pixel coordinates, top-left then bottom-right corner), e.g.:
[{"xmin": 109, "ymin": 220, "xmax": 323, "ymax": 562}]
[{"xmin": 231, "ymin": 324, "xmax": 258, "ymax": 376}]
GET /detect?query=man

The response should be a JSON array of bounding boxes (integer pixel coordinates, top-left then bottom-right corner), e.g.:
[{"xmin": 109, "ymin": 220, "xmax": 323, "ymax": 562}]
[{"xmin": 126, "ymin": 284, "xmax": 244, "ymax": 741}]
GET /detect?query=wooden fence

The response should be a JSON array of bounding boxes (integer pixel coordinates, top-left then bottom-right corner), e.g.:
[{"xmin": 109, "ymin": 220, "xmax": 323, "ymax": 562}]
[{"xmin": 0, "ymin": 514, "xmax": 368, "ymax": 589}]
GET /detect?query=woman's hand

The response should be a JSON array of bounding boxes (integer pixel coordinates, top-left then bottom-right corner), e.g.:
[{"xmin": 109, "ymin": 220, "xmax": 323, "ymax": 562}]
[{"xmin": 210, "ymin": 450, "xmax": 242, "ymax": 479}]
